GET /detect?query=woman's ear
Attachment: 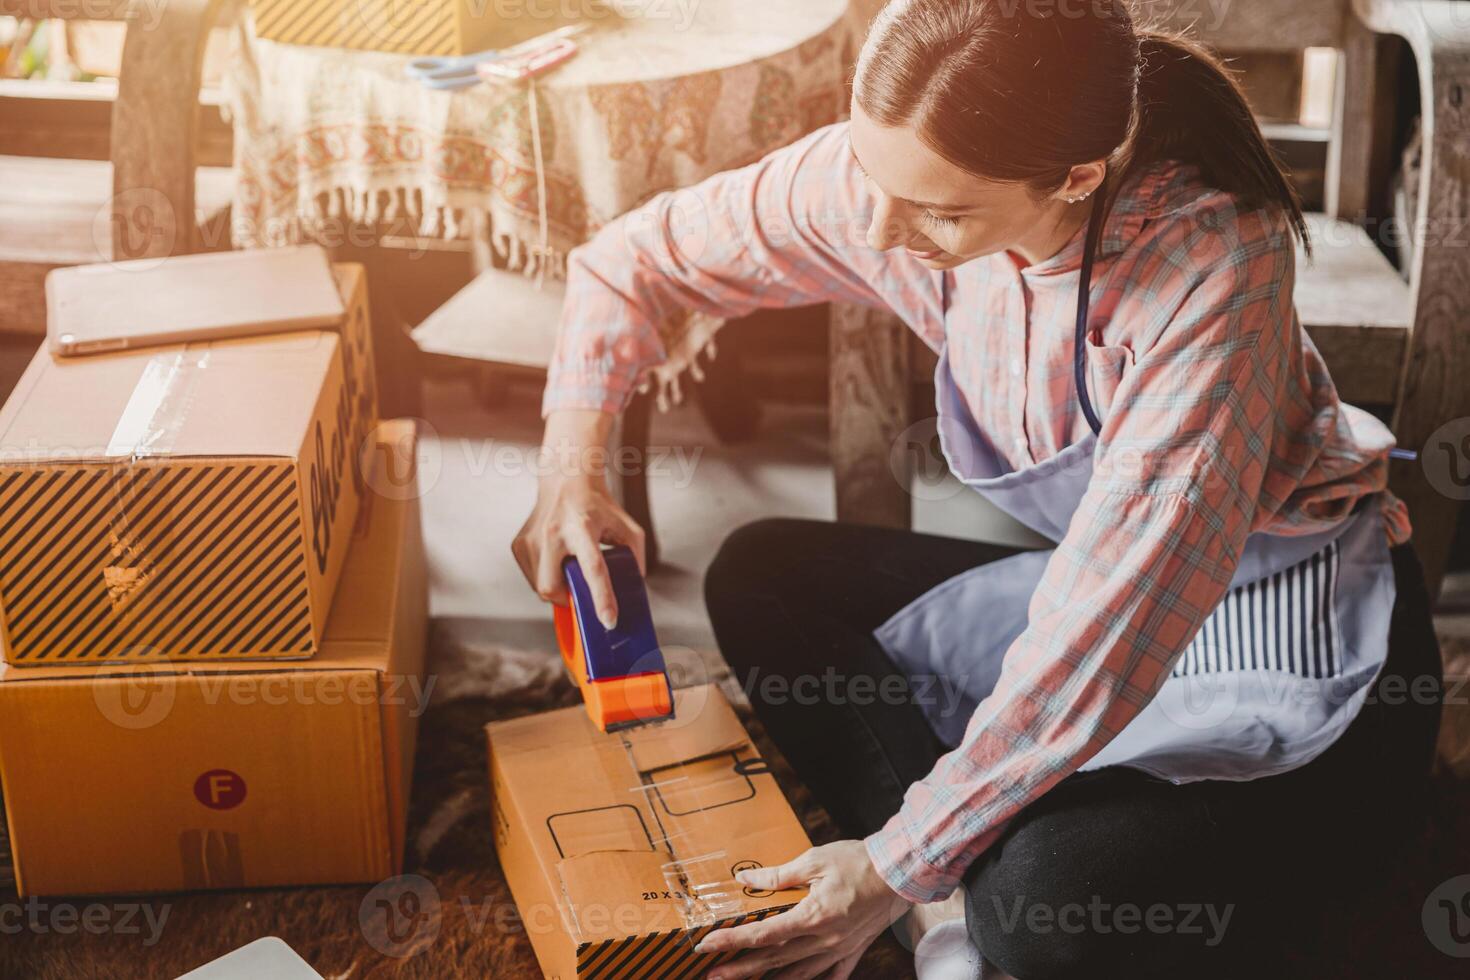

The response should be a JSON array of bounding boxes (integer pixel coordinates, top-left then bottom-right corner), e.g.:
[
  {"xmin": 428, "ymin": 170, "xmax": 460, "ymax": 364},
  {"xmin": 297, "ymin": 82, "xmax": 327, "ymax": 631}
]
[{"xmin": 1055, "ymin": 161, "xmax": 1107, "ymax": 204}]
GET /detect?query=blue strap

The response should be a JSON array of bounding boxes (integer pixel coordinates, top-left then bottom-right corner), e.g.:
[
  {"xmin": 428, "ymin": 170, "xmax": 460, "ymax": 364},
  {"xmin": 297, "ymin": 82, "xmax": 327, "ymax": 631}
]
[
  {"xmin": 1074, "ymin": 184, "xmax": 1110, "ymax": 437},
  {"xmin": 937, "ymin": 187, "xmax": 1107, "ymax": 435}
]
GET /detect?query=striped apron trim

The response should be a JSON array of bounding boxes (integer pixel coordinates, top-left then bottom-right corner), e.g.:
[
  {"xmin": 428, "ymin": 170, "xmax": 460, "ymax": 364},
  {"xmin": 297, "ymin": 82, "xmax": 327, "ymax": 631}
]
[{"xmin": 1171, "ymin": 539, "xmax": 1342, "ymax": 680}]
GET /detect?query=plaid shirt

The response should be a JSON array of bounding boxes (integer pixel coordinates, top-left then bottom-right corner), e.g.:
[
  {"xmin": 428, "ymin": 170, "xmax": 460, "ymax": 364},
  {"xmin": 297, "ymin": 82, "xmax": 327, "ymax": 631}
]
[{"xmin": 544, "ymin": 123, "xmax": 1410, "ymax": 903}]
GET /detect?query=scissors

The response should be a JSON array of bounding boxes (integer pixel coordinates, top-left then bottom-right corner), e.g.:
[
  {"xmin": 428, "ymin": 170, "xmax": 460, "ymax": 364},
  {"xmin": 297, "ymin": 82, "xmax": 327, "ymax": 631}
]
[
  {"xmin": 404, "ymin": 49, "xmax": 506, "ymax": 90},
  {"xmin": 404, "ymin": 24, "xmax": 588, "ymax": 91}
]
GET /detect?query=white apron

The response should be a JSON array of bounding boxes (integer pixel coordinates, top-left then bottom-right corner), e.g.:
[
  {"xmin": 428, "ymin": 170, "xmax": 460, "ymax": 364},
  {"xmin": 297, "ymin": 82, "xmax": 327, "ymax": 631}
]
[{"xmin": 874, "ymin": 348, "xmax": 1398, "ymax": 784}]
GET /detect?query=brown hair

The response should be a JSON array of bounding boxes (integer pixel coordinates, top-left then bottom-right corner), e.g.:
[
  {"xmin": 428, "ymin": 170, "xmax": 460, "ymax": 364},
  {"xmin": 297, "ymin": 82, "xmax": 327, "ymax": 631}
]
[{"xmin": 853, "ymin": 0, "xmax": 1309, "ymax": 252}]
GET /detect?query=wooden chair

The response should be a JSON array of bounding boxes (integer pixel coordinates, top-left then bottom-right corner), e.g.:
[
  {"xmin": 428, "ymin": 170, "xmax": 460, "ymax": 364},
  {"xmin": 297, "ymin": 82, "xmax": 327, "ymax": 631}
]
[
  {"xmin": 0, "ymin": 0, "xmax": 236, "ymax": 338},
  {"xmin": 830, "ymin": 0, "xmax": 1470, "ymax": 599}
]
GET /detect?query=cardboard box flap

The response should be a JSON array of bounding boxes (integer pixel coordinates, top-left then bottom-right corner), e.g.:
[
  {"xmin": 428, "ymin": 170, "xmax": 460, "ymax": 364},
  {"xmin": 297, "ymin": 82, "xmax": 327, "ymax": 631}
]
[
  {"xmin": 0, "ymin": 640, "xmax": 421, "ymax": 682},
  {"xmin": 555, "ymin": 849, "xmax": 690, "ymax": 944},
  {"xmin": 552, "ymin": 823, "xmax": 808, "ymax": 943},
  {"xmin": 547, "ymin": 801, "xmax": 660, "ymax": 859},
  {"xmin": 620, "ymin": 686, "xmax": 751, "ymax": 773},
  {"xmin": 0, "ymin": 331, "xmax": 340, "ymax": 462},
  {"xmin": 491, "ymin": 686, "xmax": 750, "ymax": 771}
]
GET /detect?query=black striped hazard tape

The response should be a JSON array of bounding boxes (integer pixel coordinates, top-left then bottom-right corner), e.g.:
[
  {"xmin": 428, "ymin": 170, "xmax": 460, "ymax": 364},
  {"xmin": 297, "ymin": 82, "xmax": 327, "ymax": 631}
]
[
  {"xmin": 250, "ymin": 0, "xmax": 460, "ymax": 56},
  {"xmin": 0, "ymin": 461, "xmax": 315, "ymax": 663},
  {"xmin": 574, "ymin": 906, "xmax": 794, "ymax": 980}
]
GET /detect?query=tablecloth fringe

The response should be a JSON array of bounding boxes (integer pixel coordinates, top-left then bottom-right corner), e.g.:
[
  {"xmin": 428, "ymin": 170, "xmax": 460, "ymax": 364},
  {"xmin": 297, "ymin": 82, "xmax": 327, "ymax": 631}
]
[
  {"xmin": 247, "ymin": 183, "xmax": 466, "ymax": 244},
  {"xmin": 644, "ymin": 320, "xmax": 720, "ymax": 413},
  {"xmin": 288, "ymin": 184, "xmax": 569, "ymax": 282},
  {"xmin": 304, "ymin": 184, "xmax": 472, "ymax": 241},
  {"xmin": 489, "ymin": 226, "xmax": 568, "ymax": 283}
]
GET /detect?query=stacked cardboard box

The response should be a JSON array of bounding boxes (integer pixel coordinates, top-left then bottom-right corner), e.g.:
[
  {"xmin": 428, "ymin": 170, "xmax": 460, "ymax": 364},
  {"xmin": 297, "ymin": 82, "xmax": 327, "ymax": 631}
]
[
  {"xmin": 0, "ymin": 255, "xmax": 377, "ymax": 665},
  {"xmin": 0, "ymin": 251, "xmax": 427, "ymax": 898}
]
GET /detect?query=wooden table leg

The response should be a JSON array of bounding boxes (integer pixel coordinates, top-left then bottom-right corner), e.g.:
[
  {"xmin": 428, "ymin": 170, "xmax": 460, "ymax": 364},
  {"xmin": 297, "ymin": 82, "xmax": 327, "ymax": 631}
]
[
  {"xmin": 615, "ymin": 389, "xmax": 660, "ymax": 570},
  {"xmin": 829, "ymin": 302, "xmax": 912, "ymax": 529},
  {"xmin": 691, "ymin": 330, "xmax": 763, "ymax": 444}
]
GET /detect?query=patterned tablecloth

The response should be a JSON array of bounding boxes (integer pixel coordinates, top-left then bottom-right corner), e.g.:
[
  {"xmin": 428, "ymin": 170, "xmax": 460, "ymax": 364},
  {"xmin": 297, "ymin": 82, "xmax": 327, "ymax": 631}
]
[{"xmin": 224, "ymin": 1, "xmax": 861, "ymax": 401}]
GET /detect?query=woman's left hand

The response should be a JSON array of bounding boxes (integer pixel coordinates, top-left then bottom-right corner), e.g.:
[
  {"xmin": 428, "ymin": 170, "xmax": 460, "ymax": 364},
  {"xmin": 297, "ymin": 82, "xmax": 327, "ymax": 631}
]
[{"xmin": 696, "ymin": 840, "xmax": 911, "ymax": 979}]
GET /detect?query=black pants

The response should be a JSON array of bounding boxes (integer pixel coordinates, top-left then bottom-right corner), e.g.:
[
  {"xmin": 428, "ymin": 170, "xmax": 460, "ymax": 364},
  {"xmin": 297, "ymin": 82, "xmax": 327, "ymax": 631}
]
[{"xmin": 704, "ymin": 519, "xmax": 1442, "ymax": 979}]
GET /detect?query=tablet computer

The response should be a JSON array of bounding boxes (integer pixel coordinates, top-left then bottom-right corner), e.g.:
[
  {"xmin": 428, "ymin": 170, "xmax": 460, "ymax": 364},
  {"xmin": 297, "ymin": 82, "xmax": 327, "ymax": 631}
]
[{"xmin": 47, "ymin": 245, "xmax": 345, "ymax": 356}]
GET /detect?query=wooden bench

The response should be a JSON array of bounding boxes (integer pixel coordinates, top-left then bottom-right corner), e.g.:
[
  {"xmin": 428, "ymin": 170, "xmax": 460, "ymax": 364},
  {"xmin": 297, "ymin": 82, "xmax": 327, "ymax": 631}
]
[
  {"xmin": 0, "ymin": 0, "xmax": 236, "ymax": 336},
  {"xmin": 831, "ymin": 0, "xmax": 1470, "ymax": 599}
]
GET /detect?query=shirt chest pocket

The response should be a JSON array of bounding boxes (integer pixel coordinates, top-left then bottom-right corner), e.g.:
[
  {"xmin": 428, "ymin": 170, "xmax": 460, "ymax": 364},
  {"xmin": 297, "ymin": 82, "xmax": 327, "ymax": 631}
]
[{"xmin": 1083, "ymin": 333, "xmax": 1134, "ymax": 416}]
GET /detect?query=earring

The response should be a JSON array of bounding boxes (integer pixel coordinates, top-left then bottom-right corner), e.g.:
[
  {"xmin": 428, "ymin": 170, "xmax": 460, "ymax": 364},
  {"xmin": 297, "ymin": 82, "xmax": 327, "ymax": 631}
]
[{"xmin": 1065, "ymin": 191, "xmax": 1092, "ymax": 204}]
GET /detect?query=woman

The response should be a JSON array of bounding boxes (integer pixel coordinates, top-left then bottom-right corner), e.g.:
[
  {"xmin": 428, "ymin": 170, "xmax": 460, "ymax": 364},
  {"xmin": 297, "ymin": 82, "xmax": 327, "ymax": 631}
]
[{"xmin": 513, "ymin": 1, "xmax": 1442, "ymax": 977}]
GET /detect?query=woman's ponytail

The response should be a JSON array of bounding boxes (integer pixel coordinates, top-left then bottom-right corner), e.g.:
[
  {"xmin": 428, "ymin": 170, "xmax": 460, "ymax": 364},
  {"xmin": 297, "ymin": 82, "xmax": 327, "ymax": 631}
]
[{"xmin": 1131, "ymin": 28, "xmax": 1310, "ymax": 253}]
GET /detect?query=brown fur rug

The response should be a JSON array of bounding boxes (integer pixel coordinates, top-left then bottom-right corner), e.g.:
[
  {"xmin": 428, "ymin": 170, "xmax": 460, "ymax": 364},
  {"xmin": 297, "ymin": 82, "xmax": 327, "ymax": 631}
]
[{"xmin": 2, "ymin": 622, "xmax": 1470, "ymax": 979}]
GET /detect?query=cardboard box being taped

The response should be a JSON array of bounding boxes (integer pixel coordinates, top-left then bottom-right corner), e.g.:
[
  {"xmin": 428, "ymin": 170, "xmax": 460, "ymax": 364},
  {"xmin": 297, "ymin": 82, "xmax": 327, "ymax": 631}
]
[
  {"xmin": 487, "ymin": 684, "xmax": 813, "ymax": 979},
  {"xmin": 0, "ymin": 419, "xmax": 429, "ymax": 897},
  {"xmin": 248, "ymin": 0, "xmax": 577, "ymax": 56},
  {"xmin": 0, "ymin": 328, "xmax": 367, "ymax": 666}
]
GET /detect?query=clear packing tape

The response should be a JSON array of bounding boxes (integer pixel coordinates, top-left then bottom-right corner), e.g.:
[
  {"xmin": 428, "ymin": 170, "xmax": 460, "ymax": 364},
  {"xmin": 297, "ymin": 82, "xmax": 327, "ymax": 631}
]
[
  {"xmin": 627, "ymin": 752, "xmax": 750, "ymax": 930},
  {"xmin": 625, "ymin": 670, "xmax": 763, "ymax": 933},
  {"xmin": 105, "ymin": 350, "xmax": 211, "ymax": 460},
  {"xmin": 99, "ymin": 350, "xmax": 211, "ymax": 609},
  {"xmin": 549, "ymin": 674, "xmax": 797, "ymax": 953}
]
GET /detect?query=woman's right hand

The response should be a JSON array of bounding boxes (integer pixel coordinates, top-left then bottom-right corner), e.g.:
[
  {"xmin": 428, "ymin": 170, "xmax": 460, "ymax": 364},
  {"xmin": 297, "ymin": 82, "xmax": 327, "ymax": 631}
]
[{"xmin": 511, "ymin": 410, "xmax": 645, "ymax": 629}]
